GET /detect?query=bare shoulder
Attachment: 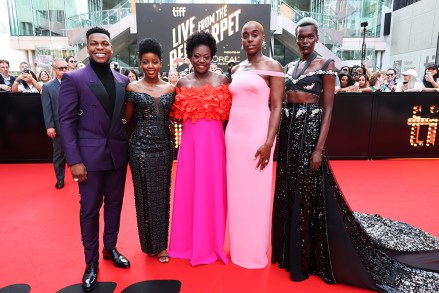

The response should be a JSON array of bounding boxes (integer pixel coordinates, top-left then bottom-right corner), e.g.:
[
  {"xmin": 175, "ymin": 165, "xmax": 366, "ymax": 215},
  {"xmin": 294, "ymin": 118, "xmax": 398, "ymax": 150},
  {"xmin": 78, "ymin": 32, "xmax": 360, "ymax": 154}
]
[
  {"xmin": 317, "ymin": 57, "xmax": 335, "ymax": 69},
  {"xmin": 262, "ymin": 57, "xmax": 283, "ymax": 72},
  {"xmin": 231, "ymin": 63, "xmax": 244, "ymax": 74},
  {"xmin": 163, "ymin": 82, "xmax": 176, "ymax": 94},
  {"xmin": 176, "ymin": 76, "xmax": 190, "ymax": 88},
  {"xmin": 126, "ymin": 82, "xmax": 138, "ymax": 92},
  {"xmin": 218, "ymin": 74, "xmax": 230, "ymax": 85}
]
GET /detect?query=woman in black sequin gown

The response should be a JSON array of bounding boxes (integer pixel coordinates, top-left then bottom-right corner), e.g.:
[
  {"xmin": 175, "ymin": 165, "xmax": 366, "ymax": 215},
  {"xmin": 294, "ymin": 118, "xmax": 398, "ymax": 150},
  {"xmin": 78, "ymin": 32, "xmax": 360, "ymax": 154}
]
[
  {"xmin": 125, "ymin": 38, "xmax": 175, "ymax": 263},
  {"xmin": 271, "ymin": 17, "xmax": 439, "ymax": 292}
]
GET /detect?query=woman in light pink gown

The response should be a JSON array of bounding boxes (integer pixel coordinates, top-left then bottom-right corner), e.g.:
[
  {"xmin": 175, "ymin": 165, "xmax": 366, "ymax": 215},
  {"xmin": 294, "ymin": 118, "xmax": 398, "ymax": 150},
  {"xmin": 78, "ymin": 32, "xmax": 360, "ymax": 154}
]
[
  {"xmin": 225, "ymin": 21, "xmax": 285, "ymax": 269},
  {"xmin": 169, "ymin": 31, "xmax": 231, "ymax": 266}
]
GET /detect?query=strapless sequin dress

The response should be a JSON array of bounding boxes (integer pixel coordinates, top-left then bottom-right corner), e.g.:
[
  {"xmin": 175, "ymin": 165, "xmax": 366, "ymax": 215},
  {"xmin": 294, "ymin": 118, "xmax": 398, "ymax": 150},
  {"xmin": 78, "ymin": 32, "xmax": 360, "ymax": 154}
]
[{"xmin": 126, "ymin": 91, "xmax": 174, "ymax": 255}]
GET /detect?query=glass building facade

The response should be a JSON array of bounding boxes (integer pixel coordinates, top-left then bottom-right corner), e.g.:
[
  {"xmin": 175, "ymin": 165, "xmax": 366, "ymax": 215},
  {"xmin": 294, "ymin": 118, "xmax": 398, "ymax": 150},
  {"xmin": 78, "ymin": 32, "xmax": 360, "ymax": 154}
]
[
  {"xmin": 333, "ymin": 0, "xmax": 392, "ymax": 38},
  {"xmin": 6, "ymin": 0, "xmax": 129, "ymax": 37},
  {"xmin": 5, "ymin": 0, "xmax": 389, "ymax": 69},
  {"xmin": 6, "ymin": 0, "xmax": 94, "ymax": 37},
  {"xmin": 274, "ymin": 0, "xmax": 392, "ymax": 66}
]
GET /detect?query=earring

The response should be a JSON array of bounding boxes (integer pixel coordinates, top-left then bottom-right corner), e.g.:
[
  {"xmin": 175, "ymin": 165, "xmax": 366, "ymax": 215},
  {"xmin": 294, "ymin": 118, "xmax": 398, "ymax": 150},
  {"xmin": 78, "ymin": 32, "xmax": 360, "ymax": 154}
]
[{"xmin": 262, "ymin": 41, "xmax": 267, "ymax": 50}]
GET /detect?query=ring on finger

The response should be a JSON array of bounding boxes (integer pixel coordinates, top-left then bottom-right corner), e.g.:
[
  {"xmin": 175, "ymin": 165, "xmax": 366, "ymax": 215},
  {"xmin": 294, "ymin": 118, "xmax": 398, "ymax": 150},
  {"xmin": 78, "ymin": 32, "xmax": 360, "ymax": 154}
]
[{"xmin": 264, "ymin": 160, "xmax": 269, "ymax": 163}]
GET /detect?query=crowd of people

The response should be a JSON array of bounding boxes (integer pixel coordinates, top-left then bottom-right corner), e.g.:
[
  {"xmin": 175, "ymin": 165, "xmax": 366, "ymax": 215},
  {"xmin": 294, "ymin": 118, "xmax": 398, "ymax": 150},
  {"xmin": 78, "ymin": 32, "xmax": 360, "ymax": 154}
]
[
  {"xmin": 2, "ymin": 53, "xmax": 438, "ymax": 96},
  {"xmin": 121, "ymin": 60, "xmax": 235, "ymax": 87},
  {"xmin": 0, "ymin": 56, "xmax": 85, "ymax": 94},
  {"xmin": 334, "ymin": 62, "xmax": 439, "ymax": 93},
  {"xmin": 2, "ymin": 17, "xmax": 439, "ymax": 293}
]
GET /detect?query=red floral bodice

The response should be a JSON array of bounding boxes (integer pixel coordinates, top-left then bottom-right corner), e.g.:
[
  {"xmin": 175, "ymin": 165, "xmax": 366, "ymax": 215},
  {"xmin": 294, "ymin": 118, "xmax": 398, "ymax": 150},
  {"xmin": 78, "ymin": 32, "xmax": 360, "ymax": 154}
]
[{"xmin": 171, "ymin": 84, "xmax": 232, "ymax": 123}]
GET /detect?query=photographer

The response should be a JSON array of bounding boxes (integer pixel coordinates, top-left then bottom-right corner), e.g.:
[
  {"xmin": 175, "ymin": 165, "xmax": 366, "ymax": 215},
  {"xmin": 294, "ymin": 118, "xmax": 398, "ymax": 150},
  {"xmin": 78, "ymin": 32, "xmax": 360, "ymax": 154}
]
[
  {"xmin": 11, "ymin": 69, "xmax": 42, "ymax": 93},
  {"xmin": 110, "ymin": 61, "xmax": 120, "ymax": 72}
]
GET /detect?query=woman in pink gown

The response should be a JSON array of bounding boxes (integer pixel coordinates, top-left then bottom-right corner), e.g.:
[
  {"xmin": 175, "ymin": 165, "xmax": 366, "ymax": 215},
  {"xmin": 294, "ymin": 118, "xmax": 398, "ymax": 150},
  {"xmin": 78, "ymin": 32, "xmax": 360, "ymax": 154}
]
[
  {"xmin": 225, "ymin": 21, "xmax": 285, "ymax": 268},
  {"xmin": 169, "ymin": 31, "xmax": 231, "ymax": 266}
]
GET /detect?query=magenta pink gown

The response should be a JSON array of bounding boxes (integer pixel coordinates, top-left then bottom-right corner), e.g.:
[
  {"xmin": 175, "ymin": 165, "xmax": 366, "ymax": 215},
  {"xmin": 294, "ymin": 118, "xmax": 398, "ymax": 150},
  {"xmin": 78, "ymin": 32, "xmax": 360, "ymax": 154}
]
[
  {"xmin": 225, "ymin": 70, "xmax": 285, "ymax": 269},
  {"xmin": 169, "ymin": 84, "xmax": 231, "ymax": 266}
]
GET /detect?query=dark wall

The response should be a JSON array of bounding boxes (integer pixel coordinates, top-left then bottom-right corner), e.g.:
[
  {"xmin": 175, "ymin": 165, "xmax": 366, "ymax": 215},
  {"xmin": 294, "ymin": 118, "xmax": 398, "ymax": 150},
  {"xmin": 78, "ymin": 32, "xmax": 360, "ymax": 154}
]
[
  {"xmin": 1, "ymin": 92, "xmax": 439, "ymax": 163},
  {"xmin": 326, "ymin": 92, "xmax": 439, "ymax": 159},
  {"xmin": 325, "ymin": 93, "xmax": 374, "ymax": 159},
  {"xmin": 0, "ymin": 93, "xmax": 52, "ymax": 163}
]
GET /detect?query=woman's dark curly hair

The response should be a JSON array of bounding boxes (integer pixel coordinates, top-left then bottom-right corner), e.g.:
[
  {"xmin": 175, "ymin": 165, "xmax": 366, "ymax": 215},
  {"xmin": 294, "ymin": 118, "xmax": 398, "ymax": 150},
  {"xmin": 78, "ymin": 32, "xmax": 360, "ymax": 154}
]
[
  {"xmin": 423, "ymin": 67, "xmax": 439, "ymax": 88},
  {"xmin": 338, "ymin": 72, "xmax": 355, "ymax": 88},
  {"xmin": 186, "ymin": 31, "xmax": 217, "ymax": 58},
  {"xmin": 138, "ymin": 38, "xmax": 163, "ymax": 60}
]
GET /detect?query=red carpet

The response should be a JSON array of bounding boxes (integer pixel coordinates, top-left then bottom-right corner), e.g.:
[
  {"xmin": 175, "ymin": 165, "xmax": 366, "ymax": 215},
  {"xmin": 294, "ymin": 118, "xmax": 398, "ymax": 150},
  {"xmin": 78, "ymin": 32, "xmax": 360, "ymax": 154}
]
[{"xmin": 0, "ymin": 160, "xmax": 438, "ymax": 292}]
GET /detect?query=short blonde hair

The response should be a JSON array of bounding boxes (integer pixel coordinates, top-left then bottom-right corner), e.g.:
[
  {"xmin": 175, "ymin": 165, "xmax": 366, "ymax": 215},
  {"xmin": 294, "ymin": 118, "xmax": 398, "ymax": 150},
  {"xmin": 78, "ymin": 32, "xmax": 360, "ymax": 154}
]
[
  {"xmin": 242, "ymin": 21, "xmax": 265, "ymax": 35},
  {"xmin": 296, "ymin": 17, "xmax": 319, "ymax": 35}
]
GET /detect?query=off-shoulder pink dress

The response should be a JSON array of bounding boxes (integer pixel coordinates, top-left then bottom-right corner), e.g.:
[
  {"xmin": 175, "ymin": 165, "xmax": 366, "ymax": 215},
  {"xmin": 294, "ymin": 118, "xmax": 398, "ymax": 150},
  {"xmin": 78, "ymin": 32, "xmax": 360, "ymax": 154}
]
[
  {"xmin": 225, "ymin": 70, "xmax": 285, "ymax": 269},
  {"xmin": 169, "ymin": 84, "xmax": 231, "ymax": 266}
]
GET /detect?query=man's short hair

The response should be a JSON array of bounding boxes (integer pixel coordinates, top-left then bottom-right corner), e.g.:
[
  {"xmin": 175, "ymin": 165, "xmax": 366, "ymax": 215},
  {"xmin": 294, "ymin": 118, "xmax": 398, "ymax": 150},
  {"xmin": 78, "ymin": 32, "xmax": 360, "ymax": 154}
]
[
  {"xmin": 52, "ymin": 57, "xmax": 66, "ymax": 66},
  {"xmin": 86, "ymin": 27, "xmax": 111, "ymax": 41},
  {"xmin": 0, "ymin": 59, "xmax": 10, "ymax": 66}
]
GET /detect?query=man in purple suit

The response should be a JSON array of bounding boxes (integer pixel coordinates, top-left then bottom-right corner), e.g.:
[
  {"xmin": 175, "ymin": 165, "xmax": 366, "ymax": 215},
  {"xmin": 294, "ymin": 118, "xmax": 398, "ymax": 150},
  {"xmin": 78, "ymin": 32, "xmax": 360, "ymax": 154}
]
[{"xmin": 59, "ymin": 27, "xmax": 130, "ymax": 291}]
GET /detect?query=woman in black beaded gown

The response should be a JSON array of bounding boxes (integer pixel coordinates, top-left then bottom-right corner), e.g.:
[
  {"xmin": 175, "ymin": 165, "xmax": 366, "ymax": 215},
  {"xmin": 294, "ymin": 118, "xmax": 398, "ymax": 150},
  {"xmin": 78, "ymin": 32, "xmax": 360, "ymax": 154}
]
[
  {"xmin": 125, "ymin": 38, "xmax": 175, "ymax": 263},
  {"xmin": 271, "ymin": 17, "xmax": 439, "ymax": 292}
]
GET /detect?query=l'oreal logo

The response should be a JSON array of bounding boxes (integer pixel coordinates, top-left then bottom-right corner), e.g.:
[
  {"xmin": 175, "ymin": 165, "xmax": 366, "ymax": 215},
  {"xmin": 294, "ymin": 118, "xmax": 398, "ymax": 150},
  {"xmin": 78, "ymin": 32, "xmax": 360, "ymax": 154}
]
[{"xmin": 172, "ymin": 7, "xmax": 186, "ymax": 17}]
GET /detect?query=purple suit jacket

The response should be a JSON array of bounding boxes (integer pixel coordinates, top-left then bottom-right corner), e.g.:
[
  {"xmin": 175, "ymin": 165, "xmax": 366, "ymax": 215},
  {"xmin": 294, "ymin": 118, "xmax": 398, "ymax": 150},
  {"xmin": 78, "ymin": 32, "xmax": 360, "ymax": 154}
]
[{"xmin": 59, "ymin": 65, "xmax": 129, "ymax": 171}]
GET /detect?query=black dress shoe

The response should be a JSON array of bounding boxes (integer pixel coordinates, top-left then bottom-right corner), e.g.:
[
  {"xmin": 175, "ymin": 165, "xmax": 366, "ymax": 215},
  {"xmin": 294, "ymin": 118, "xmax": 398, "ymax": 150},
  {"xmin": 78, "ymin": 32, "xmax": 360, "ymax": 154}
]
[
  {"xmin": 82, "ymin": 261, "xmax": 98, "ymax": 291},
  {"xmin": 103, "ymin": 248, "xmax": 130, "ymax": 268},
  {"xmin": 55, "ymin": 179, "xmax": 64, "ymax": 189}
]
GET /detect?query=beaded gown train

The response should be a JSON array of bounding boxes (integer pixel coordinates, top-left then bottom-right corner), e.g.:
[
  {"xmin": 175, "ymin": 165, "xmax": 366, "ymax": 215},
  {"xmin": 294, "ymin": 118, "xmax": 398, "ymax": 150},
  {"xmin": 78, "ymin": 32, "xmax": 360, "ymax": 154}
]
[
  {"xmin": 169, "ymin": 84, "xmax": 231, "ymax": 266},
  {"xmin": 271, "ymin": 58, "xmax": 439, "ymax": 292},
  {"xmin": 126, "ymin": 91, "xmax": 174, "ymax": 255}
]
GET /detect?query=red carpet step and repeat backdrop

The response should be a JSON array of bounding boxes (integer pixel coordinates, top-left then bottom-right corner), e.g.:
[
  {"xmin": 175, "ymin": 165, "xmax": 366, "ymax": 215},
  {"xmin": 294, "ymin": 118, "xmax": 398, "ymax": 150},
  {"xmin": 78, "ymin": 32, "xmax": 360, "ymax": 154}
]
[{"xmin": 135, "ymin": 3, "xmax": 271, "ymax": 72}]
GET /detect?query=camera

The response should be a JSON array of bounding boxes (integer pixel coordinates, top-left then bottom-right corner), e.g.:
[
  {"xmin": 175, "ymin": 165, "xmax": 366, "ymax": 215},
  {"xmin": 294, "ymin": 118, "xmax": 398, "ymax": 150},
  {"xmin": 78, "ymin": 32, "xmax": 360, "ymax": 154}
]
[
  {"xmin": 113, "ymin": 62, "xmax": 120, "ymax": 72},
  {"xmin": 361, "ymin": 21, "xmax": 368, "ymax": 27},
  {"xmin": 22, "ymin": 69, "xmax": 30, "ymax": 74}
]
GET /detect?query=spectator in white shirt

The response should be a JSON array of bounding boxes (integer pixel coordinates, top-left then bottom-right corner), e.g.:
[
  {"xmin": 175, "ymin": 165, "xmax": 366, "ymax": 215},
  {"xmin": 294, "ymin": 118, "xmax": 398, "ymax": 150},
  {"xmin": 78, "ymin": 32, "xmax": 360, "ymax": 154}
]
[{"xmin": 395, "ymin": 69, "xmax": 424, "ymax": 92}]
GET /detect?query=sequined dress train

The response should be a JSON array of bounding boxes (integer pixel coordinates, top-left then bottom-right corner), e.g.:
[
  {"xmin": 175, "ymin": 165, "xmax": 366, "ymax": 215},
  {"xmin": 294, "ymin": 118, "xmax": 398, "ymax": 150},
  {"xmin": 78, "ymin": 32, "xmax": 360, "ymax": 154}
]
[
  {"xmin": 126, "ymin": 92, "xmax": 174, "ymax": 255},
  {"xmin": 272, "ymin": 102, "xmax": 439, "ymax": 292}
]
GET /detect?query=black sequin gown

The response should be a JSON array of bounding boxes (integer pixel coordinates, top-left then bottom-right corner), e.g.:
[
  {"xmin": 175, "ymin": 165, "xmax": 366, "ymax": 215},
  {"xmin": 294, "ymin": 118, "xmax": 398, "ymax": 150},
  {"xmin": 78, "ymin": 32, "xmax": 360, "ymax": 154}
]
[
  {"xmin": 126, "ymin": 91, "xmax": 174, "ymax": 255},
  {"xmin": 272, "ymin": 101, "xmax": 439, "ymax": 292}
]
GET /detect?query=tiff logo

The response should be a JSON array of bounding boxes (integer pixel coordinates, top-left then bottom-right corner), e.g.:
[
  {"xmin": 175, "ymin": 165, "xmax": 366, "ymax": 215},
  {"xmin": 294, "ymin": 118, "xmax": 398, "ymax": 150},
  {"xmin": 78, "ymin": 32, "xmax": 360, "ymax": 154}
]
[{"xmin": 172, "ymin": 7, "xmax": 186, "ymax": 17}]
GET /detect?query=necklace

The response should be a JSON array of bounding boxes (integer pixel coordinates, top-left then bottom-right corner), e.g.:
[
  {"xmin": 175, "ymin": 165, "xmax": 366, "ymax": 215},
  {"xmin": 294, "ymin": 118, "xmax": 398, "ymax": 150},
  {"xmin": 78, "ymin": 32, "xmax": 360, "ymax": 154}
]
[{"xmin": 140, "ymin": 82, "xmax": 158, "ymax": 92}]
